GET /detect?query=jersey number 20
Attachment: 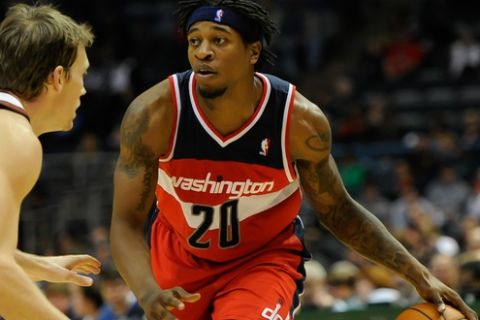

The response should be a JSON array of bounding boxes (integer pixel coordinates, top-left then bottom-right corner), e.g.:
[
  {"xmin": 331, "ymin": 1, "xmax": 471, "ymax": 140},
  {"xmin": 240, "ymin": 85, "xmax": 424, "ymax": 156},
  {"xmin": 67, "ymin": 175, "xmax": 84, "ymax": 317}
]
[{"xmin": 188, "ymin": 200, "xmax": 240, "ymax": 249}]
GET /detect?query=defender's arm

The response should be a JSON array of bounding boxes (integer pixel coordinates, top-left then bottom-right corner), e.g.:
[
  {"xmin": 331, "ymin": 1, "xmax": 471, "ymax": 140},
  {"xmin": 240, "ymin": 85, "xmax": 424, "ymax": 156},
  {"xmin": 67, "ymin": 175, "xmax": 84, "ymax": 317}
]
[{"xmin": 0, "ymin": 111, "xmax": 68, "ymax": 320}]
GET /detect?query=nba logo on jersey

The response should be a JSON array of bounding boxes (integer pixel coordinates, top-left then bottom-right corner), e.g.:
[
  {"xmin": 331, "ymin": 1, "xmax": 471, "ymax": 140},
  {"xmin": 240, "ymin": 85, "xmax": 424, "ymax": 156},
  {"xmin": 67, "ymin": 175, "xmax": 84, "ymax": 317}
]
[
  {"xmin": 259, "ymin": 138, "xmax": 271, "ymax": 156},
  {"xmin": 214, "ymin": 9, "xmax": 224, "ymax": 22}
]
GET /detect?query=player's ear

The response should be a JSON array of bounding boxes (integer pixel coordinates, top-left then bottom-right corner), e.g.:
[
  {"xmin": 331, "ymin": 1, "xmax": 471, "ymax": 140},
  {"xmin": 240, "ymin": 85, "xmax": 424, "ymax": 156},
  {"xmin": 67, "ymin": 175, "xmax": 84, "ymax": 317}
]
[
  {"xmin": 249, "ymin": 41, "xmax": 262, "ymax": 65},
  {"xmin": 47, "ymin": 66, "xmax": 66, "ymax": 92}
]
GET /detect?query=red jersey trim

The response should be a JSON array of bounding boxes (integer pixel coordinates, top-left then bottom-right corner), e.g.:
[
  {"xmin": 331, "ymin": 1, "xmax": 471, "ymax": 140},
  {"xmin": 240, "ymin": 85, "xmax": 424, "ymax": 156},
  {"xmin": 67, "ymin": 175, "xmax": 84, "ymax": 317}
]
[
  {"xmin": 189, "ymin": 72, "xmax": 271, "ymax": 148},
  {"xmin": 159, "ymin": 75, "xmax": 181, "ymax": 162},
  {"xmin": 0, "ymin": 91, "xmax": 29, "ymax": 120},
  {"xmin": 282, "ymin": 84, "xmax": 297, "ymax": 182}
]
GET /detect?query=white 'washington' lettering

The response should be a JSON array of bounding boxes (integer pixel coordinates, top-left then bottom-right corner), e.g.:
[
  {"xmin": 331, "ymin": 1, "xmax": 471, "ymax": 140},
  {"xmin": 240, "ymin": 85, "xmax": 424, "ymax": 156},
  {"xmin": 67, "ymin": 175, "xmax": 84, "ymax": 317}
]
[{"xmin": 171, "ymin": 172, "xmax": 275, "ymax": 198}]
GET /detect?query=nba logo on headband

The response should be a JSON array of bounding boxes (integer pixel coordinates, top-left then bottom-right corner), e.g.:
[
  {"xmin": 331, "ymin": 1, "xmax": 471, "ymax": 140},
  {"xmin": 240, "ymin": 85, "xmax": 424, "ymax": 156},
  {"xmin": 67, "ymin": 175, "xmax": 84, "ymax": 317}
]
[
  {"xmin": 214, "ymin": 9, "xmax": 224, "ymax": 22},
  {"xmin": 186, "ymin": 7, "xmax": 261, "ymax": 42}
]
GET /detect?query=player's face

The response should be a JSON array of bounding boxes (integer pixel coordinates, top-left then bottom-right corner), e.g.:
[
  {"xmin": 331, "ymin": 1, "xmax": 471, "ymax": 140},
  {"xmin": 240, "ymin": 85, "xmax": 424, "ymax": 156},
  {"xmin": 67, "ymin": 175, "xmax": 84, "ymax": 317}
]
[
  {"xmin": 187, "ymin": 21, "xmax": 257, "ymax": 98},
  {"xmin": 56, "ymin": 45, "xmax": 89, "ymax": 130}
]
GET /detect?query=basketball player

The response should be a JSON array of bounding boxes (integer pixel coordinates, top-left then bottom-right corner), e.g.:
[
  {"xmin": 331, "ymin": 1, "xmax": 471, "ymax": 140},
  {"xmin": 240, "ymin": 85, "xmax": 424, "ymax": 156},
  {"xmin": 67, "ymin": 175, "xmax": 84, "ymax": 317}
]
[
  {"xmin": 0, "ymin": 4, "xmax": 100, "ymax": 320},
  {"xmin": 110, "ymin": 1, "xmax": 478, "ymax": 319}
]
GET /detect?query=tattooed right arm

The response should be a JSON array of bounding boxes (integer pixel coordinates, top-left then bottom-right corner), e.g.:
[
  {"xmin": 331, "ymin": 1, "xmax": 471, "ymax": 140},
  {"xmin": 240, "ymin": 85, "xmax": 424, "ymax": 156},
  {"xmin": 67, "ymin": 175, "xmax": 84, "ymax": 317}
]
[{"xmin": 110, "ymin": 79, "xmax": 173, "ymax": 302}]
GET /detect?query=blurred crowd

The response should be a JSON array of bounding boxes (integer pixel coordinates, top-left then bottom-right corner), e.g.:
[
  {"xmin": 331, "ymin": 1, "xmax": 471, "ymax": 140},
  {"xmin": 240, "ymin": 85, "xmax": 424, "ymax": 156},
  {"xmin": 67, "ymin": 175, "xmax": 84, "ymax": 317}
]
[{"xmin": 2, "ymin": 0, "xmax": 480, "ymax": 316}]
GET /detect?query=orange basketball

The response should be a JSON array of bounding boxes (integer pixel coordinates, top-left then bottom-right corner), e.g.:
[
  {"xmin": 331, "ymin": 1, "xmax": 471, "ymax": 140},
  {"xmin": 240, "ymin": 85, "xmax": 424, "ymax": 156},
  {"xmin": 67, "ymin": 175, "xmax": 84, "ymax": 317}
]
[{"xmin": 396, "ymin": 303, "xmax": 467, "ymax": 320}]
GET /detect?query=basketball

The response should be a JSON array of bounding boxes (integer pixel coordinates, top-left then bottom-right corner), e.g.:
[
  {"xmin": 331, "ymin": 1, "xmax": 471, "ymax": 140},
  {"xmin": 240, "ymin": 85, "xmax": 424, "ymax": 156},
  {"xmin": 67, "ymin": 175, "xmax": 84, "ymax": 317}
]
[{"xmin": 396, "ymin": 303, "xmax": 467, "ymax": 320}]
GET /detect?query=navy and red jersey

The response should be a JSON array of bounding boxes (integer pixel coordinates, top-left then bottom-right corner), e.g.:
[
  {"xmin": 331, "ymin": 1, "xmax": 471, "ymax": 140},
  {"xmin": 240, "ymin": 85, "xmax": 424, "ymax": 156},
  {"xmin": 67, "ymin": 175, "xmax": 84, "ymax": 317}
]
[
  {"xmin": 153, "ymin": 70, "xmax": 301, "ymax": 262},
  {"xmin": 0, "ymin": 92, "xmax": 29, "ymax": 120}
]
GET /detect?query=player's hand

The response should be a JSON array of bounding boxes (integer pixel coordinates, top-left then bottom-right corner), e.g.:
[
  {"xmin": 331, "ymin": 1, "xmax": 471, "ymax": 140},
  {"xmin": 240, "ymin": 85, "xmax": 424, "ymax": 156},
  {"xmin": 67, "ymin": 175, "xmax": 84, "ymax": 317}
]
[
  {"xmin": 415, "ymin": 273, "xmax": 478, "ymax": 320},
  {"xmin": 31, "ymin": 254, "xmax": 101, "ymax": 286},
  {"xmin": 139, "ymin": 286, "xmax": 201, "ymax": 320}
]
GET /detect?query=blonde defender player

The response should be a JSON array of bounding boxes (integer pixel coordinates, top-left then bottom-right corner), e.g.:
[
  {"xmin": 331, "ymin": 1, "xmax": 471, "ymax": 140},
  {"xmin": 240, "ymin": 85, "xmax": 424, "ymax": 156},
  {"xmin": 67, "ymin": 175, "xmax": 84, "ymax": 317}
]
[{"xmin": 0, "ymin": 4, "xmax": 100, "ymax": 320}]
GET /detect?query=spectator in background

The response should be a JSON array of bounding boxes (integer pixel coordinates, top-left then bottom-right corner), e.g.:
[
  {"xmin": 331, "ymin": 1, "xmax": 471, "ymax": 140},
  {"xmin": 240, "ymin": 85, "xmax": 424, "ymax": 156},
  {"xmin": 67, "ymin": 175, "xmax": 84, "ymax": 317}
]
[
  {"xmin": 390, "ymin": 186, "xmax": 445, "ymax": 234},
  {"xmin": 460, "ymin": 109, "xmax": 480, "ymax": 151},
  {"xmin": 359, "ymin": 265, "xmax": 402, "ymax": 307},
  {"xmin": 71, "ymin": 286, "xmax": 105, "ymax": 320},
  {"xmin": 397, "ymin": 221, "xmax": 437, "ymax": 265},
  {"xmin": 301, "ymin": 259, "xmax": 334, "ymax": 311},
  {"xmin": 44, "ymin": 283, "xmax": 76, "ymax": 319},
  {"xmin": 336, "ymin": 104, "xmax": 367, "ymax": 143},
  {"xmin": 429, "ymin": 254, "xmax": 460, "ymax": 292},
  {"xmin": 393, "ymin": 160, "xmax": 416, "ymax": 196},
  {"xmin": 429, "ymin": 129, "xmax": 462, "ymax": 164},
  {"xmin": 73, "ymin": 133, "xmax": 105, "ymax": 229},
  {"xmin": 327, "ymin": 261, "xmax": 364, "ymax": 312},
  {"xmin": 458, "ymin": 226, "xmax": 480, "ymax": 265},
  {"xmin": 382, "ymin": 26, "xmax": 425, "ymax": 82},
  {"xmin": 99, "ymin": 268, "xmax": 144, "ymax": 320},
  {"xmin": 355, "ymin": 35, "xmax": 386, "ymax": 85},
  {"xmin": 364, "ymin": 94, "xmax": 399, "ymax": 141},
  {"xmin": 426, "ymin": 165, "xmax": 469, "ymax": 220},
  {"xmin": 467, "ymin": 169, "xmax": 480, "ymax": 220},
  {"xmin": 358, "ymin": 181, "xmax": 392, "ymax": 227},
  {"xmin": 449, "ymin": 26, "xmax": 480, "ymax": 79},
  {"xmin": 338, "ymin": 154, "xmax": 366, "ymax": 196},
  {"xmin": 325, "ymin": 74, "xmax": 357, "ymax": 120},
  {"xmin": 90, "ymin": 226, "xmax": 114, "ymax": 269},
  {"xmin": 460, "ymin": 260, "xmax": 480, "ymax": 305}
]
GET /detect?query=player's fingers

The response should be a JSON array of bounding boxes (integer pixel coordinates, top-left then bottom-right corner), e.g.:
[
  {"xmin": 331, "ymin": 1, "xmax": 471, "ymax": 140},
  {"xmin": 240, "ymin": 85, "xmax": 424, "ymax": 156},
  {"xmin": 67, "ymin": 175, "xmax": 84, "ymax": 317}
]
[
  {"xmin": 463, "ymin": 306, "xmax": 479, "ymax": 320},
  {"xmin": 445, "ymin": 293, "xmax": 478, "ymax": 320},
  {"xmin": 150, "ymin": 304, "xmax": 177, "ymax": 320},
  {"xmin": 71, "ymin": 264, "xmax": 100, "ymax": 274},
  {"xmin": 68, "ymin": 254, "xmax": 101, "ymax": 265},
  {"xmin": 431, "ymin": 294, "xmax": 445, "ymax": 314},
  {"xmin": 69, "ymin": 255, "xmax": 101, "ymax": 269},
  {"xmin": 162, "ymin": 294, "xmax": 186, "ymax": 311},
  {"xmin": 172, "ymin": 287, "xmax": 201, "ymax": 303},
  {"xmin": 180, "ymin": 293, "xmax": 201, "ymax": 303},
  {"xmin": 65, "ymin": 272, "xmax": 94, "ymax": 287}
]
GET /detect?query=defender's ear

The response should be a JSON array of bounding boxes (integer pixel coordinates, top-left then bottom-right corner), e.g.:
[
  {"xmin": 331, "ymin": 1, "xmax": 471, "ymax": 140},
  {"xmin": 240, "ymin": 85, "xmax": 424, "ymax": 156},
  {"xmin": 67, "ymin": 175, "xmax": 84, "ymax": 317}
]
[{"xmin": 47, "ymin": 66, "xmax": 66, "ymax": 92}]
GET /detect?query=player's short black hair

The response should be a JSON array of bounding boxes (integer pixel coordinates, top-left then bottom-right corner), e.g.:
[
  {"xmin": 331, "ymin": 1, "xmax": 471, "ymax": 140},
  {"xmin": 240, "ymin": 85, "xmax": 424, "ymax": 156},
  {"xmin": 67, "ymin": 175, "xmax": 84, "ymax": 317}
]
[{"xmin": 176, "ymin": 0, "xmax": 279, "ymax": 69}]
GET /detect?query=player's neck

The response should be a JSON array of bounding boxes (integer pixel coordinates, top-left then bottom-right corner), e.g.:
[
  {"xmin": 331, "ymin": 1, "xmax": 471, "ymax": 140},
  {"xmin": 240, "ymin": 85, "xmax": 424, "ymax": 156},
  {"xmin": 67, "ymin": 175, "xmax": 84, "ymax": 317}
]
[
  {"xmin": 22, "ymin": 95, "xmax": 53, "ymax": 136},
  {"xmin": 197, "ymin": 74, "xmax": 262, "ymax": 112},
  {"xmin": 196, "ymin": 75, "xmax": 263, "ymax": 135}
]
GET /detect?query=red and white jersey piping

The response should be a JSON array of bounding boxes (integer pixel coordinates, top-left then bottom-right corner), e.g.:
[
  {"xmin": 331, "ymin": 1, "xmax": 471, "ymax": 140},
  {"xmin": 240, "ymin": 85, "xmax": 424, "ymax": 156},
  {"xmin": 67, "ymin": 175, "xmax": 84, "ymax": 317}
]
[{"xmin": 188, "ymin": 72, "xmax": 272, "ymax": 148}]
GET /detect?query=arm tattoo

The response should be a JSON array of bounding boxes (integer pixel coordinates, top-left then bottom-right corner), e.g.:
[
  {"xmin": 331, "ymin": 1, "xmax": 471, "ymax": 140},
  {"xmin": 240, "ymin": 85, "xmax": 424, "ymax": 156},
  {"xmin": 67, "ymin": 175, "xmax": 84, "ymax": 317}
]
[
  {"xmin": 118, "ymin": 108, "xmax": 157, "ymax": 212},
  {"xmin": 306, "ymin": 132, "xmax": 330, "ymax": 152},
  {"xmin": 298, "ymin": 155, "xmax": 418, "ymax": 280}
]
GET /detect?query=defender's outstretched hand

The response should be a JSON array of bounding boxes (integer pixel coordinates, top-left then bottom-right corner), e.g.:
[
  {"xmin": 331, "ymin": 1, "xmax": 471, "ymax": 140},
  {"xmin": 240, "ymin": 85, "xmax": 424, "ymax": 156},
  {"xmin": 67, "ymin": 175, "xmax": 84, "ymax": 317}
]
[{"xmin": 16, "ymin": 251, "xmax": 101, "ymax": 287}]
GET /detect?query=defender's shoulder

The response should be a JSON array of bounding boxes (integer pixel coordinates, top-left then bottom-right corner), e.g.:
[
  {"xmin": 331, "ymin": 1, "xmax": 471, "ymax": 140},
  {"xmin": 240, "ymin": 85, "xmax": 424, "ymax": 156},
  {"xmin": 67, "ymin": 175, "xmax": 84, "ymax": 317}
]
[{"xmin": 0, "ymin": 111, "xmax": 41, "ymax": 197}]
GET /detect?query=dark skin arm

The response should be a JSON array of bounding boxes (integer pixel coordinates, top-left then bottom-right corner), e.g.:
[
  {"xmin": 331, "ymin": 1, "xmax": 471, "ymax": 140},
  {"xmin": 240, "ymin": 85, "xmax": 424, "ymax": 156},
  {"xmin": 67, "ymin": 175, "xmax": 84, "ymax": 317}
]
[
  {"xmin": 291, "ymin": 92, "xmax": 478, "ymax": 320},
  {"xmin": 110, "ymin": 79, "xmax": 200, "ymax": 320}
]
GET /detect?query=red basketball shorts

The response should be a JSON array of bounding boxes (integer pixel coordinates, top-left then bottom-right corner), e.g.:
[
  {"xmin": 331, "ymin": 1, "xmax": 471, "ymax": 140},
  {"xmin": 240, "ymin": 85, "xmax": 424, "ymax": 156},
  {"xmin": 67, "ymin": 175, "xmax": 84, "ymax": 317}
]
[{"xmin": 150, "ymin": 216, "xmax": 308, "ymax": 320}]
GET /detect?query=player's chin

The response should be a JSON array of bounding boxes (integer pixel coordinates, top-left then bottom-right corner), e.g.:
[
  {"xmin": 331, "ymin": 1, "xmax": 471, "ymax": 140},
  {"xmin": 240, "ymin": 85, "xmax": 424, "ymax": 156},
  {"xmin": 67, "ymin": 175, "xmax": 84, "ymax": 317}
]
[{"xmin": 60, "ymin": 120, "xmax": 75, "ymax": 131}]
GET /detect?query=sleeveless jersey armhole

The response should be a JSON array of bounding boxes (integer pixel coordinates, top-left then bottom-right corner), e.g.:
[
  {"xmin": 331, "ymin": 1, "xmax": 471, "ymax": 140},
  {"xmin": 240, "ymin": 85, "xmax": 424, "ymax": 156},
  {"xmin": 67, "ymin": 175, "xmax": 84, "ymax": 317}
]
[
  {"xmin": 0, "ymin": 91, "xmax": 29, "ymax": 121},
  {"xmin": 281, "ymin": 84, "xmax": 297, "ymax": 182},
  {"xmin": 159, "ymin": 75, "xmax": 181, "ymax": 162}
]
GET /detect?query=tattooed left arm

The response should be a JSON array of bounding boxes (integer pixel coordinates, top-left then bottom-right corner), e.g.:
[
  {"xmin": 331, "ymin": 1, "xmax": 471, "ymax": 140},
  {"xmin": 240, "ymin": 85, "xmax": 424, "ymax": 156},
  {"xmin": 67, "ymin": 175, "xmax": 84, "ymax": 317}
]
[
  {"xmin": 291, "ymin": 92, "xmax": 478, "ymax": 320},
  {"xmin": 297, "ymin": 154, "xmax": 425, "ymax": 284}
]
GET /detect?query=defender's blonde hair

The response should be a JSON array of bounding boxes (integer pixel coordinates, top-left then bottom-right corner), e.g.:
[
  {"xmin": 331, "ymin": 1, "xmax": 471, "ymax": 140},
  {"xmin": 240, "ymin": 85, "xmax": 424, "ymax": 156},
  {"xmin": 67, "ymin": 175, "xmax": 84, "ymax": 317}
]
[{"xmin": 0, "ymin": 4, "xmax": 94, "ymax": 100}]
